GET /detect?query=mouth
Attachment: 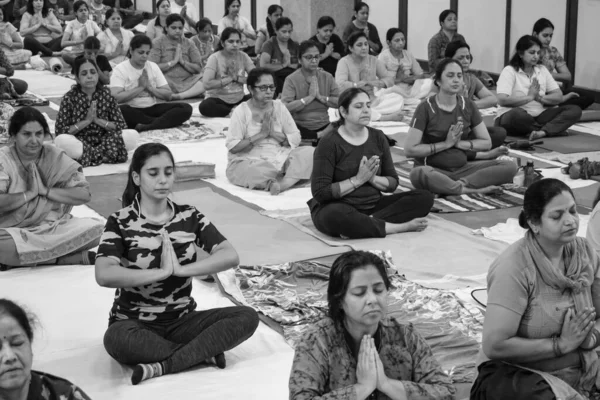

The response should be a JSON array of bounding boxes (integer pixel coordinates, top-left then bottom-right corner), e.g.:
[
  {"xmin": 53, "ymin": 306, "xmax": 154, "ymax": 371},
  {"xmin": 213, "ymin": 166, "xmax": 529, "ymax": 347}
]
[
  {"xmin": 1, "ymin": 367, "xmax": 23, "ymax": 376},
  {"xmin": 564, "ymin": 227, "xmax": 578, "ymax": 234},
  {"xmin": 365, "ymin": 310, "xmax": 381, "ymax": 316},
  {"xmin": 155, "ymin": 189, "xmax": 169, "ymax": 193}
]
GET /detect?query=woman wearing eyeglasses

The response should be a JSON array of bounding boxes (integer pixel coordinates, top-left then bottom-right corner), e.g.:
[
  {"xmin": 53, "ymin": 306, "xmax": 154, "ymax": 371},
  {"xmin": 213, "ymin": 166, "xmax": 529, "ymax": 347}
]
[
  {"xmin": 225, "ymin": 68, "xmax": 314, "ymax": 195},
  {"xmin": 282, "ymin": 40, "xmax": 339, "ymax": 143}
]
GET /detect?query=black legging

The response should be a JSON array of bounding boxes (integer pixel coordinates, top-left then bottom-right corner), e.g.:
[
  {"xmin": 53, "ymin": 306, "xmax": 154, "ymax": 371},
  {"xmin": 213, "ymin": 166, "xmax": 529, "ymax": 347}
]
[
  {"xmin": 311, "ymin": 190, "xmax": 434, "ymax": 239},
  {"xmin": 298, "ymin": 123, "xmax": 330, "ymax": 141},
  {"xmin": 199, "ymin": 94, "xmax": 251, "ymax": 118},
  {"xmin": 273, "ymin": 67, "xmax": 295, "ymax": 98},
  {"xmin": 119, "ymin": 102, "xmax": 193, "ymax": 131},
  {"xmin": 561, "ymin": 87, "xmax": 595, "ymax": 110},
  {"xmin": 122, "ymin": 13, "xmax": 144, "ymax": 30},
  {"xmin": 9, "ymin": 79, "xmax": 28, "ymax": 95},
  {"xmin": 23, "ymin": 36, "xmax": 63, "ymax": 57}
]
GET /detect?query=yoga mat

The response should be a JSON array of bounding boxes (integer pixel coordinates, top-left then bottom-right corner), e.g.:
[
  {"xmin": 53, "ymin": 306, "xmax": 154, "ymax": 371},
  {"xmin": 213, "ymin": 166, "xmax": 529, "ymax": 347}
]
[
  {"xmin": 261, "ymin": 210, "xmax": 508, "ymax": 290},
  {"xmin": 49, "ymin": 57, "xmax": 63, "ymax": 73},
  {"xmin": 0, "ymin": 265, "xmax": 295, "ymax": 400},
  {"xmin": 537, "ymin": 131, "xmax": 600, "ymax": 154},
  {"xmin": 180, "ymin": 187, "xmax": 346, "ymax": 266},
  {"xmin": 13, "ymin": 70, "xmax": 75, "ymax": 98}
]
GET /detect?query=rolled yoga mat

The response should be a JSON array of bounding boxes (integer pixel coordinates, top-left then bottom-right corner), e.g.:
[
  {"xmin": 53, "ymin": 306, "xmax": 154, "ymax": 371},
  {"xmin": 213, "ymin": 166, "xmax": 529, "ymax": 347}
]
[{"xmin": 49, "ymin": 57, "xmax": 63, "ymax": 73}]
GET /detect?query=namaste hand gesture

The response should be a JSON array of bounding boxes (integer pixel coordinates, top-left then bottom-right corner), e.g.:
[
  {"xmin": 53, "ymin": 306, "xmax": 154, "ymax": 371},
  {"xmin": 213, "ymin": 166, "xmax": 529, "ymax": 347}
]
[
  {"xmin": 308, "ymin": 76, "xmax": 319, "ymax": 98},
  {"xmin": 138, "ymin": 69, "xmax": 150, "ymax": 88},
  {"xmin": 86, "ymin": 100, "xmax": 97, "ymax": 123},
  {"xmin": 281, "ymin": 48, "xmax": 291, "ymax": 67},
  {"xmin": 356, "ymin": 336, "xmax": 377, "ymax": 395},
  {"xmin": 356, "ymin": 156, "xmax": 378, "ymax": 185},
  {"xmin": 528, "ymin": 77, "xmax": 540, "ymax": 100},
  {"xmin": 174, "ymin": 44, "xmax": 183, "ymax": 64},
  {"xmin": 446, "ymin": 121, "xmax": 463, "ymax": 147},
  {"xmin": 179, "ymin": 4, "xmax": 187, "ymax": 18}
]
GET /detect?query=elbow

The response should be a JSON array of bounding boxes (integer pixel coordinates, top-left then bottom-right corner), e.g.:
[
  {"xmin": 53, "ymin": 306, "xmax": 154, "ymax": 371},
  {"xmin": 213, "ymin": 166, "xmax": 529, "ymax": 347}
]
[
  {"xmin": 95, "ymin": 268, "xmax": 111, "ymax": 288},
  {"xmin": 497, "ymin": 98, "xmax": 509, "ymax": 107},
  {"xmin": 488, "ymin": 96, "xmax": 498, "ymax": 107},
  {"xmin": 404, "ymin": 145, "xmax": 416, "ymax": 158},
  {"xmin": 482, "ymin": 339, "xmax": 505, "ymax": 360}
]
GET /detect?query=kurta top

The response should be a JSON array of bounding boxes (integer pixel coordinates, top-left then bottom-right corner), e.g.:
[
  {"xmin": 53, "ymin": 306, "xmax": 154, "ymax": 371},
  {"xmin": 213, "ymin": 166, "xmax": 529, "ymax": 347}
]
[
  {"xmin": 97, "ymin": 197, "xmax": 227, "ymax": 323},
  {"xmin": 169, "ymin": 1, "xmax": 198, "ymax": 34},
  {"xmin": 149, "ymin": 35, "xmax": 203, "ymax": 77},
  {"xmin": 226, "ymin": 99, "xmax": 300, "ymax": 170},
  {"xmin": 145, "ymin": 17, "xmax": 166, "ymax": 41},
  {"xmin": 55, "ymin": 85, "xmax": 127, "ymax": 139},
  {"xmin": 341, "ymin": 21, "xmax": 382, "ymax": 56},
  {"xmin": 191, "ymin": 33, "xmax": 218, "ymax": 68},
  {"xmin": 203, "ymin": 50, "xmax": 255, "ymax": 104},
  {"xmin": 378, "ymin": 48, "xmax": 422, "ymax": 78},
  {"xmin": 0, "ymin": 23, "xmax": 23, "ymax": 54},
  {"xmin": 260, "ymin": 36, "xmax": 299, "ymax": 65},
  {"xmin": 64, "ymin": 19, "xmax": 102, "ymax": 52},
  {"xmin": 335, "ymin": 54, "xmax": 392, "ymax": 98},
  {"xmin": 309, "ymin": 127, "xmax": 398, "ymax": 212},
  {"xmin": 28, "ymin": 370, "xmax": 92, "ymax": 400},
  {"xmin": 289, "ymin": 317, "xmax": 455, "ymax": 400},
  {"xmin": 110, "ymin": 60, "xmax": 169, "ymax": 108},
  {"xmin": 217, "ymin": 14, "xmax": 255, "ymax": 49},
  {"xmin": 88, "ymin": 0, "xmax": 110, "ymax": 25},
  {"xmin": 309, "ymin": 33, "xmax": 345, "ymax": 76},
  {"xmin": 539, "ymin": 46, "xmax": 567, "ymax": 74},
  {"xmin": 281, "ymin": 68, "xmax": 339, "ymax": 130},
  {"xmin": 427, "ymin": 29, "xmax": 466, "ymax": 71},
  {"xmin": 97, "ymin": 28, "xmax": 135, "ymax": 58}
]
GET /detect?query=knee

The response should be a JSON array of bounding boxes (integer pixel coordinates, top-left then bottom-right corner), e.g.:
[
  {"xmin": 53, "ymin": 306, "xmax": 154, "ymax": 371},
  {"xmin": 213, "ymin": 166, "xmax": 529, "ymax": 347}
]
[
  {"xmin": 122, "ymin": 129, "xmax": 140, "ymax": 151},
  {"xmin": 198, "ymin": 101, "xmax": 212, "ymax": 116},
  {"xmin": 54, "ymin": 134, "xmax": 82, "ymax": 160},
  {"xmin": 180, "ymin": 103, "xmax": 193, "ymax": 118},
  {"xmin": 12, "ymin": 79, "xmax": 28, "ymax": 95},
  {"xmin": 409, "ymin": 166, "xmax": 433, "ymax": 189},
  {"xmin": 563, "ymin": 104, "xmax": 583, "ymax": 120},
  {"xmin": 488, "ymin": 127, "xmax": 507, "ymax": 147},
  {"xmin": 239, "ymin": 306, "xmax": 259, "ymax": 333},
  {"xmin": 412, "ymin": 189, "xmax": 435, "ymax": 211}
]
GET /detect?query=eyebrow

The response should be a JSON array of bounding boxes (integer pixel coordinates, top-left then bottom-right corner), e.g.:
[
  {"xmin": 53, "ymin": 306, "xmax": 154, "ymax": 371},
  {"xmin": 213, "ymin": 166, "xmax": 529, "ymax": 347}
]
[{"xmin": 350, "ymin": 282, "xmax": 385, "ymax": 289}]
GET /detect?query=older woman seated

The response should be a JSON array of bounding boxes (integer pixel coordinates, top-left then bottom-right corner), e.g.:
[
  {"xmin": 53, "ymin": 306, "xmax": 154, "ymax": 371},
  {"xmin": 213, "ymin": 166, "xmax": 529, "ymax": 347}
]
[
  {"xmin": 0, "ymin": 107, "xmax": 103, "ymax": 270},
  {"xmin": 226, "ymin": 68, "xmax": 314, "ymax": 195},
  {"xmin": 336, "ymin": 31, "xmax": 403, "ymax": 122},
  {"xmin": 472, "ymin": 178, "xmax": 600, "ymax": 400},
  {"xmin": 54, "ymin": 57, "xmax": 138, "ymax": 167},
  {"xmin": 97, "ymin": 8, "xmax": 134, "ymax": 68},
  {"xmin": 289, "ymin": 250, "xmax": 455, "ymax": 400},
  {"xmin": 281, "ymin": 40, "xmax": 339, "ymax": 142},
  {"xmin": 0, "ymin": 8, "xmax": 31, "ymax": 67},
  {"xmin": 309, "ymin": 88, "xmax": 433, "ymax": 239},
  {"xmin": 0, "ymin": 48, "xmax": 28, "ymax": 96},
  {"xmin": 149, "ymin": 14, "xmax": 204, "ymax": 101},
  {"xmin": 496, "ymin": 35, "xmax": 581, "ymax": 141},
  {"xmin": 405, "ymin": 59, "xmax": 518, "ymax": 196},
  {"xmin": 0, "ymin": 299, "xmax": 92, "ymax": 398}
]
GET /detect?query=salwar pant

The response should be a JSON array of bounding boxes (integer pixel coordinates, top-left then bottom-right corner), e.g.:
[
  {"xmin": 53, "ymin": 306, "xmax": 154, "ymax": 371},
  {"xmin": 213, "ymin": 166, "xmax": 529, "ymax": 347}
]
[
  {"xmin": 54, "ymin": 130, "xmax": 139, "ymax": 167},
  {"xmin": 23, "ymin": 36, "xmax": 62, "ymax": 57},
  {"xmin": 199, "ymin": 94, "xmax": 251, "ymax": 118},
  {"xmin": 410, "ymin": 159, "xmax": 518, "ymax": 196},
  {"xmin": 103, "ymin": 306, "xmax": 259, "ymax": 374},
  {"xmin": 496, "ymin": 105, "xmax": 582, "ymax": 137},
  {"xmin": 273, "ymin": 67, "xmax": 295, "ymax": 98},
  {"xmin": 311, "ymin": 190, "xmax": 434, "ymax": 239},
  {"xmin": 226, "ymin": 146, "xmax": 314, "ymax": 190},
  {"xmin": 119, "ymin": 103, "xmax": 193, "ymax": 130}
]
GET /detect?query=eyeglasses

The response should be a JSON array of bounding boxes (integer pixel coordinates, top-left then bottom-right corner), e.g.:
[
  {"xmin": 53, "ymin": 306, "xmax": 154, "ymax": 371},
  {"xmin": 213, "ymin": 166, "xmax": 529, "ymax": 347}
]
[
  {"xmin": 302, "ymin": 55, "xmax": 320, "ymax": 62},
  {"xmin": 254, "ymin": 84, "xmax": 276, "ymax": 92}
]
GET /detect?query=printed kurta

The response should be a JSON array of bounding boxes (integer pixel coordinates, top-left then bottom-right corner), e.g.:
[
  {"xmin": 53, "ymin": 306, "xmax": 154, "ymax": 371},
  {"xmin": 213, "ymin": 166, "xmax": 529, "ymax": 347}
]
[
  {"xmin": 149, "ymin": 35, "xmax": 203, "ymax": 93},
  {"xmin": 96, "ymin": 197, "xmax": 227, "ymax": 323},
  {"xmin": 55, "ymin": 86, "xmax": 128, "ymax": 167},
  {"xmin": 289, "ymin": 317, "xmax": 455, "ymax": 400}
]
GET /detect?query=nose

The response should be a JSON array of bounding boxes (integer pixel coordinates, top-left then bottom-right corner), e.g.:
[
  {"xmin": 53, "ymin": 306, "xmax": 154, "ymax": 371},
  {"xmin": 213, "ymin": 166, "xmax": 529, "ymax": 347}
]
[{"xmin": 0, "ymin": 343, "xmax": 17, "ymax": 362}]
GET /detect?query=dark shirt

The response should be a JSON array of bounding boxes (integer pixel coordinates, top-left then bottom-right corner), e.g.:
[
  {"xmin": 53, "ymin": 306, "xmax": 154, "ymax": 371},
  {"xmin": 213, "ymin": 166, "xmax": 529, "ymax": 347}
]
[
  {"xmin": 309, "ymin": 33, "xmax": 345, "ymax": 77},
  {"xmin": 309, "ymin": 127, "xmax": 398, "ymax": 212},
  {"xmin": 102, "ymin": 0, "xmax": 133, "ymax": 8},
  {"xmin": 76, "ymin": 54, "xmax": 112, "ymax": 72},
  {"xmin": 342, "ymin": 21, "xmax": 382, "ymax": 56}
]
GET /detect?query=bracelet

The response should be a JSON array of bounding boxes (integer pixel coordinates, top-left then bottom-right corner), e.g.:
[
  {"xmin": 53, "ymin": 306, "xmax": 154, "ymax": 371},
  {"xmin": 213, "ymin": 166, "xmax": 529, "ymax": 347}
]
[
  {"xmin": 552, "ymin": 335, "xmax": 563, "ymax": 357},
  {"xmin": 469, "ymin": 140, "xmax": 474, "ymax": 151},
  {"xmin": 349, "ymin": 177, "xmax": 357, "ymax": 189},
  {"xmin": 23, "ymin": 192, "xmax": 27, "ymax": 203},
  {"xmin": 300, "ymin": 98, "xmax": 306, "ymax": 105},
  {"xmin": 220, "ymin": 78, "xmax": 224, "ymax": 87},
  {"xmin": 326, "ymin": 96, "xmax": 329, "ymax": 103},
  {"xmin": 353, "ymin": 82, "xmax": 357, "ymax": 88},
  {"xmin": 105, "ymin": 120, "xmax": 109, "ymax": 129},
  {"xmin": 74, "ymin": 124, "xmax": 79, "ymax": 131}
]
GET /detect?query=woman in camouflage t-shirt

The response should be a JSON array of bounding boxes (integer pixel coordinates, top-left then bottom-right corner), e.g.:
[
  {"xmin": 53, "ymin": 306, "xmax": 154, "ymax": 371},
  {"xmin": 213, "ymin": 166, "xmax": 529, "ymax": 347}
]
[{"xmin": 95, "ymin": 143, "xmax": 259, "ymax": 385}]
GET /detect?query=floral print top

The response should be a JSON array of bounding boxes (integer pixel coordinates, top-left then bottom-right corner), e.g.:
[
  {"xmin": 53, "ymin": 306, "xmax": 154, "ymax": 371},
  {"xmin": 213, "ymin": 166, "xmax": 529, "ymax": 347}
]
[
  {"xmin": 29, "ymin": 370, "xmax": 91, "ymax": 400},
  {"xmin": 289, "ymin": 317, "xmax": 455, "ymax": 400}
]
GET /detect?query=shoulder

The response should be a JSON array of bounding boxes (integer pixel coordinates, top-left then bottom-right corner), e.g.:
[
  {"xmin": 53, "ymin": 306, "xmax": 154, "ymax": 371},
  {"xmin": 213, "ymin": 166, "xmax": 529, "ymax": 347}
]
[
  {"xmin": 500, "ymin": 65, "xmax": 517, "ymax": 76},
  {"xmin": 367, "ymin": 126, "xmax": 387, "ymax": 143},
  {"xmin": 108, "ymin": 204, "xmax": 137, "ymax": 226},
  {"xmin": 231, "ymin": 100, "xmax": 250, "ymax": 118},
  {"xmin": 298, "ymin": 317, "xmax": 337, "ymax": 347},
  {"xmin": 462, "ymin": 96, "xmax": 480, "ymax": 113},
  {"xmin": 31, "ymin": 370, "xmax": 88, "ymax": 397},
  {"xmin": 416, "ymin": 96, "xmax": 436, "ymax": 114},
  {"xmin": 489, "ymin": 238, "xmax": 533, "ymax": 283},
  {"xmin": 367, "ymin": 22, "xmax": 378, "ymax": 31},
  {"xmin": 318, "ymin": 68, "xmax": 334, "ymax": 81}
]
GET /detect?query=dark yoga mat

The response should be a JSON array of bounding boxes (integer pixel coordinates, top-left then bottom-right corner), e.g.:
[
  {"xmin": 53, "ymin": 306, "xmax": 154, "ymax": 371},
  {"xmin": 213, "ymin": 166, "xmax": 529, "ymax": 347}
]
[{"xmin": 536, "ymin": 131, "xmax": 600, "ymax": 154}]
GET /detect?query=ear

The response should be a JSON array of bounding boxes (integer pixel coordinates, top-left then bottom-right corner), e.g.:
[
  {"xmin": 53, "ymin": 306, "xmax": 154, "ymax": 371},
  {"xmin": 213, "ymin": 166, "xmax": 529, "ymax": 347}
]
[
  {"xmin": 132, "ymin": 171, "xmax": 141, "ymax": 187},
  {"xmin": 527, "ymin": 219, "xmax": 541, "ymax": 235}
]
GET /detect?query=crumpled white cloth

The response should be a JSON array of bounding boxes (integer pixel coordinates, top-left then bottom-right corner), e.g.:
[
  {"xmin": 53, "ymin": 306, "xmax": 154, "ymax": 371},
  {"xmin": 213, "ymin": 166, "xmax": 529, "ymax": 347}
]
[{"xmin": 472, "ymin": 214, "xmax": 590, "ymax": 245}]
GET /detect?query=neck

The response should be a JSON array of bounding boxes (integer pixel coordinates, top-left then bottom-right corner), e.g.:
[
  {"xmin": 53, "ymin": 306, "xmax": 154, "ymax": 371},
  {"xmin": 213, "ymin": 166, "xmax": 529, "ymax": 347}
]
[
  {"xmin": 250, "ymin": 97, "xmax": 269, "ymax": 109},
  {"xmin": 342, "ymin": 121, "xmax": 365, "ymax": 136},
  {"xmin": 442, "ymin": 28, "xmax": 455, "ymax": 37},
  {"xmin": 110, "ymin": 26, "xmax": 121, "ymax": 33},
  {"xmin": 316, "ymin": 34, "xmax": 327, "ymax": 43},
  {"xmin": 537, "ymin": 236, "xmax": 564, "ymax": 261},
  {"xmin": 159, "ymin": 15, "xmax": 166, "ymax": 21},
  {"xmin": 277, "ymin": 38, "xmax": 287, "ymax": 45},
  {"xmin": 437, "ymin": 91, "xmax": 457, "ymax": 105},
  {"xmin": 77, "ymin": 17, "xmax": 86, "ymax": 23},
  {"xmin": 523, "ymin": 64, "xmax": 534, "ymax": 73},
  {"xmin": 350, "ymin": 53, "xmax": 365, "ymax": 63},
  {"xmin": 344, "ymin": 318, "xmax": 377, "ymax": 347},
  {"xmin": 15, "ymin": 144, "xmax": 40, "ymax": 164},
  {"xmin": 140, "ymin": 196, "xmax": 169, "ymax": 219},
  {"xmin": 354, "ymin": 20, "xmax": 366, "ymax": 27},
  {"xmin": 81, "ymin": 86, "xmax": 95, "ymax": 97},
  {"xmin": 389, "ymin": 47, "xmax": 403, "ymax": 57},
  {"xmin": 130, "ymin": 59, "xmax": 144, "ymax": 70},
  {"xmin": 302, "ymin": 68, "xmax": 317, "ymax": 77}
]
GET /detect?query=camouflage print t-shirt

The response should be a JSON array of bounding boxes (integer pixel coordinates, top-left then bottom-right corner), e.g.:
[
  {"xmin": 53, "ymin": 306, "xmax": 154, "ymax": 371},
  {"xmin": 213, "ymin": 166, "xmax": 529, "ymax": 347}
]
[
  {"xmin": 97, "ymin": 197, "xmax": 226, "ymax": 323},
  {"xmin": 30, "ymin": 370, "xmax": 91, "ymax": 400}
]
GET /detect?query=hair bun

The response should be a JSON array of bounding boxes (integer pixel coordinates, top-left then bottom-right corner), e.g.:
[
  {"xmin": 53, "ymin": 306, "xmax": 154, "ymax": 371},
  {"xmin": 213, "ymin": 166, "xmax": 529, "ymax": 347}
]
[{"xmin": 518, "ymin": 209, "xmax": 528, "ymax": 229}]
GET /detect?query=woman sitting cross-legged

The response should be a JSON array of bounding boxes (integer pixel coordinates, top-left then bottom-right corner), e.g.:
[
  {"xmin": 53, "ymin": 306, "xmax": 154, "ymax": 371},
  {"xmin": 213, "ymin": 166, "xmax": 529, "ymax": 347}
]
[
  {"xmin": 199, "ymin": 27, "xmax": 255, "ymax": 118},
  {"xmin": 496, "ymin": 35, "xmax": 582, "ymax": 141},
  {"xmin": 0, "ymin": 47, "xmax": 28, "ymax": 96},
  {"xmin": 0, "ymin": 107, "xmax": 103, "ymax": 270},
  {"xmin": 310, "ymin": 16, "xmax": 345, "ymax": 77},
  {"xmin": 54, "ymin": 57, "xmax": 138, "ymax": 168},
  {"xmin": 149, "ymin": 14, "xmax": 205, "ymax": 101},
  {"xmin": 440, "ymin": 40, "xmax": 509, "ymax": 160},
  {"xmin": 289, "ymin": 250, "xmax": 455, "ymax": 400},
  {"xmin": 110, "ymin": 34, "xmax": 193, "ymax": 133},
  {"xmin": 217, "ymin": 0, "xmax": 256, "ymax": 56},
  {"xmin": 258, "ymin": 16, "xmax": 299, "ymax": 98},
  {"xmin": 472, "ymin": 178, "xmax": 600, "ymax": 400},
  {"xmin": 145, "ymin": 0, "xmax": 169, "ymax": 41},
  {"xmin": 19, "ymin": 0, "xmax": 63, "ymax": 57},
  {"xmin": 281, "ymin": 40, "xmax": 339, "ymax": 142},
  {"xmin": 96, "ymin": 143, "xmax": 259, "ymax": 385},
  {"xmin": 226, "ymin": 68, "xmax": 314, "ymax": 195},
  {"xmin": 0, "ymin": 8, "xmax": 32, "ymax": 67},
  {"xmin": 0, "ymin": 299, "xmax": 92, "ymax": 398},
  {"xmin": 60, "ymin": 0, "xmax": 102, "ymax": 66},
  {"xmin": 406, "ymin": 59, "xmax": 518, "ymax": 196},
  {"xmin": 336, "ymin": 31, "xmax": 403, "ymax": 122},
  {"xmin": 254, "ymin": 4, "xmax": 282, "ymax": 56},
  {"xmin": 532, "ymin": 18, "xmax": 594, "ymax": 111},
  {"xmin": 97, "ymin": 8, "xmax": 134, "ymax": 68},
  {"xmin": 309, "ymin": 88, "xmax": 434, "ymax": 239},
  {"xmin": 191, "ymin": 17, "xmax": 219, "ymax": 70}
]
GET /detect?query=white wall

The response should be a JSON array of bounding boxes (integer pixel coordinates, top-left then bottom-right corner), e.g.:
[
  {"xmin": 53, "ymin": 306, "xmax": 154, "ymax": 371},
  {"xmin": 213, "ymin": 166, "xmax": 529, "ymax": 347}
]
[
  {"xmin": 575, "ymin": 0, "xmax": 600, "ymax": 89},
  {"xmin": 204, "ymin": 0, "xmax": 224, "ymax": 23},
  {"xmin": 509, "ymin": 0, "xmax": 566, "ymax": 57},
  {"xmin": 256, "ymin": 0, "xmax": 280, "ymax": 30},
  {"xmin": 363, "ymin": 0, "xmax": 400, "ymax": 46},
  {"xmin": 407, "ymin": 0, "xmax": 449, "ymax": 61},
  {"xmin": 459, "ymin": 0, "xmax": 506, "ymax": 73}
]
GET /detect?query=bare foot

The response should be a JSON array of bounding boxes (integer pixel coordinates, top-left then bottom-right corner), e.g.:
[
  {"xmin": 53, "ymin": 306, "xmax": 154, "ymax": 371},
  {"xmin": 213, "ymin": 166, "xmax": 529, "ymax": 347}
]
[
  {"xmin": 529, "ymin": 130, "xmax": 546, "ymax": 141},
  {"xmin": 269, "ymin": 181, "xmax": 281, "ymax": 196},
  {"xmin": 385, "ymin": 217, "xmax": 429, "ymax": 234},
  {"xmin": 470, "ymin": 185, "xmax": 504, "ymax": 195},
  {"xmin": 379, "ymin": 111, "xmax": 405, "ymax": 122},
  {"xmin": 171, "ymin": 93, "xmax": 181, "ymax": 100},
  {"xmin": 51, "ymin": 51, "xmax": 62, "ymax": 57}
]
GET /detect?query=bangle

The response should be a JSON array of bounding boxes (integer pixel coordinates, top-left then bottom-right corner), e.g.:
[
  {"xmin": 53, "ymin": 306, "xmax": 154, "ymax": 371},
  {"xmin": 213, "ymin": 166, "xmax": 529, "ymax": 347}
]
[
  {"xmin": 469, "ymin": 141, "xmax": 474, "ymax": 151},
  {"xmin": 326, "ymin": 96, "xmax": 329, "ymax": 103},
  {"xmin": 300, "ymin": 98, "xmax": 306, "ymax": 105},
  {"xmin": 23, "ymin": 192, "xmax": 27, "ymax": 203},
  {"xmin": 349, "ymin": 177, "xmax": 357, "ymax": 189},
  {"xmin": 552, "ymin": 335, "xmax": 563, "ymax": 357},
  {"xmin": 74, "ymin": 124, "xmax": 79, "ymax": 131},
  {"xmin": 220, "ymin": 78, "xmax": 224, "ymax": 87},
  {"xmin": 353, "ymin": 82, "xmax": 357, "ymax": 88},
  {"xmin": 105, "ymin": 120, "xmax": 109, "ymax": 129}
]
